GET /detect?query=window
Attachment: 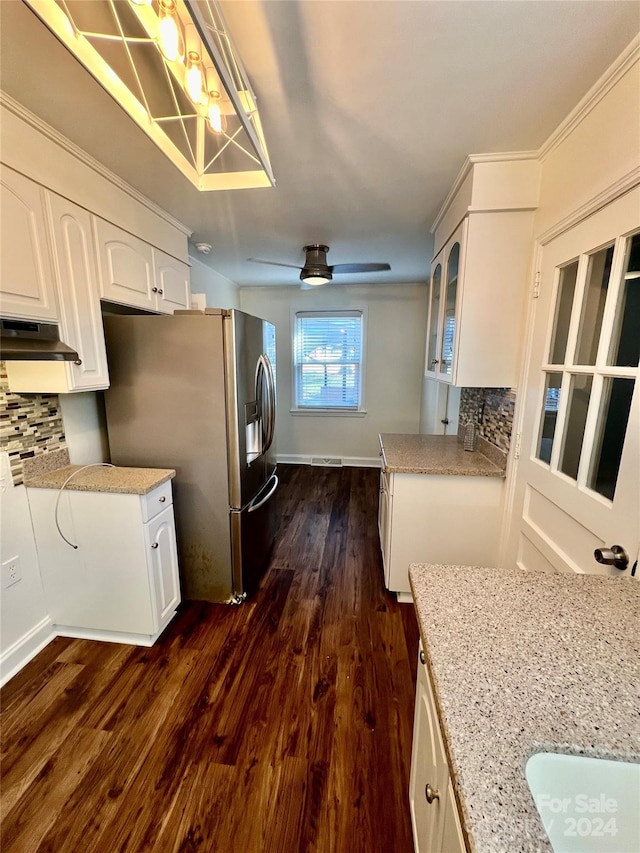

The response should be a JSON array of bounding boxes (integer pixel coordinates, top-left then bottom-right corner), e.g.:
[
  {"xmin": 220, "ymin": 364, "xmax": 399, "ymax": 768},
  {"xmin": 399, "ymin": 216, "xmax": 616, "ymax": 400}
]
[{"xmin": 293, "ymin": 310, "xmax": 365, "ymax": 411}]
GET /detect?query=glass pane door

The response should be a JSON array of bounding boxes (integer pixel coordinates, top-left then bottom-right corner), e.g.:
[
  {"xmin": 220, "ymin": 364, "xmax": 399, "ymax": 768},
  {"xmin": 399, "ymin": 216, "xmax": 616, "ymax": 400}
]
[
  {"xmin": 535, "ymin": 229, "xmax": 639, "ymax": 500},
  {"xmin": 426, "ymin": 262, "xmax": 442, "ymax": 373},
  {"xmin": 439, "ymin": 242, "xmax": 459, "ymax": 378}
]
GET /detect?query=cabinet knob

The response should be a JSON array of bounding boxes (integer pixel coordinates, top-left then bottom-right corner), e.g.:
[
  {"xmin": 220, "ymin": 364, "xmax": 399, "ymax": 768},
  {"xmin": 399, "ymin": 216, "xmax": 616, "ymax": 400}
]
[
  {"xmin": 425, "ymin": 783, "xmax": 440, "ymax": 804},
  {"xmin": 152, "ymin": 286, "xmax": 158, "ymax": 293},
  {"xmin": 151, "ymin": 542, "xmax": 159, "ymax": 549},
  {"xmin": 430, "ymin": 359, "xmax": 439, "ymax": 366},
  {"xmin": 158, "ymin": 289, "xmax": 163, "ymax": 295},
  {"xmin": 74, "ymin": 359, "xmax": 83, "ymax": 366},
  {"xmin": 159, "ymin": 496, "xmax": 166, "ymax": 503},
  {"xmin": 419, "ymin": 650, "xmax": 426, "ymax": 665}
]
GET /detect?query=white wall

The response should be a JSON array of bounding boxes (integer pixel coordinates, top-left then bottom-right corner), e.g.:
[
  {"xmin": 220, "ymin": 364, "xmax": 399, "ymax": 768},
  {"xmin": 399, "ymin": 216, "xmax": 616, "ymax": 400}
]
[
  {"xmin": 240, "ymin": 283, "xmax": 427, "ymax": 463},
  {"xmin": 0, "ymin": 453, "xmax": 53, "ymax": 685},
  {"xmin": 188, "ymin": 255, "xmax": 240, "ymax": 310}
]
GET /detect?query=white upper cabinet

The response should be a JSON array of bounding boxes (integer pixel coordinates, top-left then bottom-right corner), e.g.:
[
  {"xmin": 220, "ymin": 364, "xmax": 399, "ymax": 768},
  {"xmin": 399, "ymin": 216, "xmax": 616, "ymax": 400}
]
[
  {"xmin": 153, "ymin": 248, "xmax": 190, "ymax": 313},
  {"xmin": 5, "ymin": 192, "xmax": 110, "ymax": 393},
  {"xmin": 425, "ymin": 157, "xmax": 540, "ymax": 388},
  {"xmin": 95, "ymin": 218, "xmax": 190, "ymax": 314},
  {"xmin": 0, "ymin": 166, "xmax": 58, "ymax": 321},
  {"xmin": 95, "ymin": 218, "xmax": 156, "ymax": 311}
]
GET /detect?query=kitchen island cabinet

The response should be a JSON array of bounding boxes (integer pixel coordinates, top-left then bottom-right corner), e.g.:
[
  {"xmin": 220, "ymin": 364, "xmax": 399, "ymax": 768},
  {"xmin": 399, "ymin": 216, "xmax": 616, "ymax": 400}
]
[
  {"xmin": 410, "ymin": 645, "xmax": 466, "ymax": 853},
  {"xmin": 378, "ymin": 434, "xmax": 504, "ymax": 600},
  {"xmin": 408, "ymin": 563, "xmax": 640, "ymax": 852},
  {"xmin": 26, "ymin": 463, "xmax": 180, "ymax": 646}
]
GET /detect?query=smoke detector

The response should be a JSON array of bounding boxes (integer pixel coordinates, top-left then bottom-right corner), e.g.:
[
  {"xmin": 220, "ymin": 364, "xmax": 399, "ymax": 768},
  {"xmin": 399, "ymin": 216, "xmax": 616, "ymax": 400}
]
[{"xmin": 195, "ymin": 242, "xmax": 212, "ymax": 255}]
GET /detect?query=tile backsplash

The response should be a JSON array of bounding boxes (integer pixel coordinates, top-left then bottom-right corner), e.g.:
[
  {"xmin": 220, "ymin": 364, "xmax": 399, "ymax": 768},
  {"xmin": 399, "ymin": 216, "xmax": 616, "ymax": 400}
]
[
  {"xmin": 458, "ymin": 387, "xmax": 516, "ymax": 462},
  {"xmin": 0, "ymin": 362, "xmax": 67, "ymax": 486}
]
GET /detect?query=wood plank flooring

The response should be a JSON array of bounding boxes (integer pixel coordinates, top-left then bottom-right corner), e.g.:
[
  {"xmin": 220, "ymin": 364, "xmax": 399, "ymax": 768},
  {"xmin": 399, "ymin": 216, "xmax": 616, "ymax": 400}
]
[{"xmin": 1, "ymin": 465, "xmax": 420, "ymax": 853}]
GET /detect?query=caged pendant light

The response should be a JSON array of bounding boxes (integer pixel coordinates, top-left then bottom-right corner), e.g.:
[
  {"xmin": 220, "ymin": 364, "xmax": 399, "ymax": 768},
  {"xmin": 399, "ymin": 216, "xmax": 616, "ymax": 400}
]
[{"xmin": 22, "ymin": 0, "xmax": 275, "ymax": 191}]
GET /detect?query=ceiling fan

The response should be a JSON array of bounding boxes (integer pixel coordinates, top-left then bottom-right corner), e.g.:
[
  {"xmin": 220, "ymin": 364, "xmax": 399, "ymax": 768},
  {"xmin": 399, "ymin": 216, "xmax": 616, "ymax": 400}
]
[{"xmin": 248, "ymin": 245, "xmax": 391, "ymax": 288}]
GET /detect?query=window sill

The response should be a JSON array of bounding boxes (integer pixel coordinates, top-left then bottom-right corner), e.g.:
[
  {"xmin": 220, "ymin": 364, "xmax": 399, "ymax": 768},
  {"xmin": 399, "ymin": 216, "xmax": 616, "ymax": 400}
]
[{"xmin": 290, "ymin": 408, "xmax": 367, "ymax": 418}]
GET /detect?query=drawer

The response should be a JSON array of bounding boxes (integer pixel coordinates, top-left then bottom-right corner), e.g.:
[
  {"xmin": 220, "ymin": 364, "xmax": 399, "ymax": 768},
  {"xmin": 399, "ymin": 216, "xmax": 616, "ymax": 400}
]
[{"xmin": 141, "ymin": 480, "xmax": 173, "ymax": 522}]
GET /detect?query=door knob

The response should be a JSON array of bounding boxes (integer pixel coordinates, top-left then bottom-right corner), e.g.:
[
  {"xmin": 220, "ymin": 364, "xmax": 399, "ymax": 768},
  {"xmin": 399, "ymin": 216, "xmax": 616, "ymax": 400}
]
[{"xmin": 594, "ymin": 545, "xmax": 629, "ymax": 570}]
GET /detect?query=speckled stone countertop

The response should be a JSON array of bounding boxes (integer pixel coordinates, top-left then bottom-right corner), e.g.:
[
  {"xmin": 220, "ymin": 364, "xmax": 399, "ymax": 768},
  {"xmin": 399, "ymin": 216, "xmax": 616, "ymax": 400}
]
[
  {"xmin": 408, "ymin": 563, "xmax": 640, "ymax": 852},
  {"xmin": 24, "ymin": 449, "xmax": 175, "ymax": 496},
  {"xmin": 379, "ymin": 433, "xmax": 505, "ymax": 477}
]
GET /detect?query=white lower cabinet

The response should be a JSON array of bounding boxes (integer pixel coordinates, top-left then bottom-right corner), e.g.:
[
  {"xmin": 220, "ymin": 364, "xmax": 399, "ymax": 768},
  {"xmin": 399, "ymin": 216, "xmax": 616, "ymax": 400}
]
[
  {"xmin": 27, "ymin": 481, "xmax": 180, "ymax": 644},
  {"xmin": 410, "ymin": 647, "xmax": 466, "ymax": 853},
  {"xmin": 378, "ymin": 470, "xmax": 503, "ymax": 596}
]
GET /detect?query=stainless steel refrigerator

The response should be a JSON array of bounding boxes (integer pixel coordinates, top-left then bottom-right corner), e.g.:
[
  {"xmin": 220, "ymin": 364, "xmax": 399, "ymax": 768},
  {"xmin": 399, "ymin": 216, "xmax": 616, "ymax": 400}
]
[{"xmin": 102, "ymin": 309, "xmax": 277, "ymax": 603}]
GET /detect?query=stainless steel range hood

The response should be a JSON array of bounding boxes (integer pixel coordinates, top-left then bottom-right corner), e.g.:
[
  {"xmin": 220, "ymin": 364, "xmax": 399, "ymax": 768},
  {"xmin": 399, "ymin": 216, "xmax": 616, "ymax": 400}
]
[{"xmin": 1, "ymin": 318, "xmax": 79, "ymax": 361}]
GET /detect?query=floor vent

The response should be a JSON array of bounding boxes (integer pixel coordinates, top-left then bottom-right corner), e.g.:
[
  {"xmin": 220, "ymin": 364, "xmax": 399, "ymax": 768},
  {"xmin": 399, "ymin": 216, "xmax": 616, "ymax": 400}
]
[{"xmin": 310, "ymin": 457, "xmax": 343, "ymax": 467}]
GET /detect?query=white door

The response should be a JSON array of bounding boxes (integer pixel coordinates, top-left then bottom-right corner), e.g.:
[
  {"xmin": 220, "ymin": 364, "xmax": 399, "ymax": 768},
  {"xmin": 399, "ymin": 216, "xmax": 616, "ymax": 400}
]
[
  {"xmin": 507, "ymin": 188, "xmax": 639, "ymax": 578},
  {"xmin": 95, "ymin": 217, "xmax": 155, "ymax": 310},
  {"xmin": 153, "ymin": 249, "xmax": 190, "ymax": 313}
]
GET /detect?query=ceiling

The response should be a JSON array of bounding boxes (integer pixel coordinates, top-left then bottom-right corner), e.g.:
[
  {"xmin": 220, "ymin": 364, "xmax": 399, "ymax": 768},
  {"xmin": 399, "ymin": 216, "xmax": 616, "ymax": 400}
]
[{"xmin": 1, "ymin": 1, "xmax": 638, "ymax": 287}]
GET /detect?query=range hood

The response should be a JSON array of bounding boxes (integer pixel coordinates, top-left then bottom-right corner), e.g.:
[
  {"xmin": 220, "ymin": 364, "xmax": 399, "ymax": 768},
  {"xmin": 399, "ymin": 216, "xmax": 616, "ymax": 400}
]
[{"xmin": 1, "ymin": 318, "xmax": 79, "ymax": 361}]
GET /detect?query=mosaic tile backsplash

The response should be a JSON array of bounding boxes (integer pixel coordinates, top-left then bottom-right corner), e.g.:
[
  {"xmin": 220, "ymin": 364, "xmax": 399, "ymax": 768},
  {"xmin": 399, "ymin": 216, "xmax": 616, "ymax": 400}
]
[
  {"xmin": 458, "ymin": 387, "xmax": 516, "ymax": 456},
  {"xmin": 0, "ymin": 362, "xmax": 67, "ymax": 486}
]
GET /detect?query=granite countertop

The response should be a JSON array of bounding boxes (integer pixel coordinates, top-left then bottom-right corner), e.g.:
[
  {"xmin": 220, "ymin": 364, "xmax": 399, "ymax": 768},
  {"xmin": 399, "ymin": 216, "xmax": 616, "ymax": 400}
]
[
  {"xmin": 23, "ymin": 448, "xmax": 175, "ymax": 496},
  {"xmin": 379, "ymin": 433, "xmax": 505, "ymax": 476},
  {"xmin": 408, "ymin": 563, "xmax": 640, "ymax": 853}
]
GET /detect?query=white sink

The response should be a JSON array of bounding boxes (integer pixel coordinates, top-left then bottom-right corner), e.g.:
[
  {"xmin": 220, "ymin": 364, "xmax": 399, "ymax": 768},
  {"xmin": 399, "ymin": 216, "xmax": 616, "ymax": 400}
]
[{"xmin": 525, "ymin": 752, "xmax": 640, "ymax": 852}]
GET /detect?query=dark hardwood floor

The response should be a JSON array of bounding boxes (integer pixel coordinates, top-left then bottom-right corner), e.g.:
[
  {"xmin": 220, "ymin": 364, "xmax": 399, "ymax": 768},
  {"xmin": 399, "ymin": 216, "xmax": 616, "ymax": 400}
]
[{"xmin": 1, "ymin": 464, "xmax": 420, "ymax": 853}]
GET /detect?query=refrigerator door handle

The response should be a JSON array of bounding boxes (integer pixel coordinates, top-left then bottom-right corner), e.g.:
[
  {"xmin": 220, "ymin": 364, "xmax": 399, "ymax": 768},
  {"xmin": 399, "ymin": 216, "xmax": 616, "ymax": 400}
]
[
  {"xmin": 263, "ymin": 353, "xmax": 276, "ymax": 453},
  {"xmin": 256, "ymin": 353, "xmax": 276, "ymax": 455},
  {"xmin": 247, "ymin": 473, "xmax": 278, "ymax": 513}
]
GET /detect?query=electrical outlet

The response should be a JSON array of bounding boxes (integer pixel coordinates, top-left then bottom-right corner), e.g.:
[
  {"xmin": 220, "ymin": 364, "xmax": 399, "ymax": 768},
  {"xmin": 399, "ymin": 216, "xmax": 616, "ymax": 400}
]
[{"xmin": 2, "ymin": 555, "xmax": 22, "ymax": 589}]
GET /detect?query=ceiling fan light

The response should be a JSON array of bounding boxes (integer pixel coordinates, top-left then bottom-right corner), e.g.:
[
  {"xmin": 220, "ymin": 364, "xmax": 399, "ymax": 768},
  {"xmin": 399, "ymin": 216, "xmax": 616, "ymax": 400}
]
[{"xmin": 301, "ymin": 270, "xmax": 331, "ymax": 286}]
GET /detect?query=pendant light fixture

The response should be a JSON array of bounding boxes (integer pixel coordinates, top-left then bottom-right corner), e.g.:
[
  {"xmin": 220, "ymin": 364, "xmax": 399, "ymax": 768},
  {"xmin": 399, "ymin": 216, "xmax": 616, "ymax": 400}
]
[
  {"xmin": 158, "ymin": 0, "xmax": 184, "ymax": 63},
  {"xmin": 21, "ymin": 0, "xmax": 275, "ymax": 191}
]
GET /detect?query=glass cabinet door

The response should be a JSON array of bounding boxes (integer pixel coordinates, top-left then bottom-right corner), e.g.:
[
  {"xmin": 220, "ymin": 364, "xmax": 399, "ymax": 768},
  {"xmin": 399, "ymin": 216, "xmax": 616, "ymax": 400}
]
[
  {"xmin": 438, "ymin": 241, "xmax": 459, "ymax": 378},
  {"xmin": 426, "ymin": 261, "xmax": 442, "ymax": 374}
]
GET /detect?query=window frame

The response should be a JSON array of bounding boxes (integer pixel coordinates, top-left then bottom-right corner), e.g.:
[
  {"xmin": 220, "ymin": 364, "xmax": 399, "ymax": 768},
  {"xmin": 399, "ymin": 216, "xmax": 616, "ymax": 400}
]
[{"xmin": 290, "ymin": 307, "xmax": 367, "ymax": 416}]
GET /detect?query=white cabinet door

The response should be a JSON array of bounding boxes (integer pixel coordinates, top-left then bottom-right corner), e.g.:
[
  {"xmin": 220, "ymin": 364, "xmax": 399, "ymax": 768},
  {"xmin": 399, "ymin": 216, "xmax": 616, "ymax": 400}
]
[
  {"xmin": 441, "ymin": 777, "xmax": 466, "ymax": 853},
  {"xmin": 46, "ymin": 193, "xmax": 109, "ymax": 389},
  {"xmin": 0, "ymin": 166, "xmax": 58, "ymax": 321},
  {"xmin": 153, "ymin": 248, "xmax": 190, "ymax": 313},
  {"xmin": 95, "ymin": 217, "xmax": 156, "ymax": 310},
  {"xmin": 378, "ymin": 470, "xmax": 392, "ymax": 586},
  {"xmin": 410, "ymin": 656, "xmax": 446, "ymax": 852},
  {"xmin": 145, "ymin": 504, "xmax": 180, "ymax": 630}
]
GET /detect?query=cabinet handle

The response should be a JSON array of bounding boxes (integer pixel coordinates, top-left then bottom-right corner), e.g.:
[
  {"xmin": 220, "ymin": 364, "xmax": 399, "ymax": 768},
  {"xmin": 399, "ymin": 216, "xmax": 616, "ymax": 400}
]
[
  {"xmin": 430, "ymin": 359, "xmax": 439, "ymax": 366},
  {"xmin": 152, "ymin": 286, "xmax": 158, "ymax": 293},
  {"xmin": 151, "ymin": 542, "xmax": 159, "ymax": 549},
  {"xmin": 74, "ymin": 359, "xmax": 83, "ymax": 366},
  {"xmin": 159, "ymin": 496, "xmax": 166, "ymax": 503},
  {"xmin": 419, "ymin": 649, "xmax": 426, "ymax": 665},
  {"xmin": 158, "ymin": 289, "xmax": 163, "ymax": 295},
  {"xmin": 425, "ymin": 783, "xmax": 440, "ymax": 804}
]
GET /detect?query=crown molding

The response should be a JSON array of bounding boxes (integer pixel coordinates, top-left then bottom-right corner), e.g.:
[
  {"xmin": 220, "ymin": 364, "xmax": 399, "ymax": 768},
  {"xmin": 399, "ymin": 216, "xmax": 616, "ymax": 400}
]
[
  {"xmin": 431, "ymin": 151, "xmax": 539, "ymax": 234},
  {"xmin": 539, "ymin": 34, "xmax": 640, "ymax": 161},
  {"xmin": 537, "ymin": 166, "xmax": 640, "ymax": 246},
  {"xmin": 0, "ymin": 91, "xmax": 192, "ymax": 237}
]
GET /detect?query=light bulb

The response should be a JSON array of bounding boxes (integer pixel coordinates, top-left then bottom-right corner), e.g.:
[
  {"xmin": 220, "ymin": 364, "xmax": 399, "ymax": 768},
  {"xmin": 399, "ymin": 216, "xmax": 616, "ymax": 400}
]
[
  {"xmin": 158, "ymin": 0, "xmax": 183, "ymax": 63},
  {"xmin": 207, "ymin": 92, "xmax": 227, "ymax": 133},
  {"xmin": 186, "ymin": 51, "xmax": 204, "ymax": 104}
]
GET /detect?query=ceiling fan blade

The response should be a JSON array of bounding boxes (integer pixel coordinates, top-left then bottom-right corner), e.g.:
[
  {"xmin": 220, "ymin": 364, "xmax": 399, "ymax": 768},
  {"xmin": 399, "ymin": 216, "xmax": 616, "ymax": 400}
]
[
  {"xmin": 331, "ymin": 262, "xmax": 391, "ymax": 274},
  {"xmin": 247, "ymin": 258, "xmax": 303, "ymax": 270}
]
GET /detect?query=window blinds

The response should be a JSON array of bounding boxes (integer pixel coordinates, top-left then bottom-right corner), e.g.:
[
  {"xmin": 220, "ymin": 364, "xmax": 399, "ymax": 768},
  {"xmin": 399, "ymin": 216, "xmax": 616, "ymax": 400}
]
[{"xmin": 294, "ymin": 311, "xmax": 363, "ymax": 409}]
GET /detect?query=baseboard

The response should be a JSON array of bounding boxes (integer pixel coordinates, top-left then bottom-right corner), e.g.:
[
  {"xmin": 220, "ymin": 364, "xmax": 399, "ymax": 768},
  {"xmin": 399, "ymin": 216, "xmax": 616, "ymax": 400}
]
[
  {"xmin": 277, "ymin": 454, "xmax": 381, "ymax": 468},
  {"xmin": 0, "ymin": 616, "xmax": 55, "ymax": 688},
  {"xmin": 396, "ymin": 591, "xmax": 414, "ymax": 604}
]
